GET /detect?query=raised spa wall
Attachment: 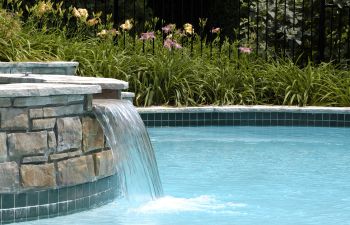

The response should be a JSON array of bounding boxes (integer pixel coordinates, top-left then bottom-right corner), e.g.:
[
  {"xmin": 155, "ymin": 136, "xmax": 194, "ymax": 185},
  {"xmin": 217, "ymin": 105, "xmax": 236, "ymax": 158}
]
[{"xmin": 0, "ymin": 63, "xmax": 130, "ymax": 223}]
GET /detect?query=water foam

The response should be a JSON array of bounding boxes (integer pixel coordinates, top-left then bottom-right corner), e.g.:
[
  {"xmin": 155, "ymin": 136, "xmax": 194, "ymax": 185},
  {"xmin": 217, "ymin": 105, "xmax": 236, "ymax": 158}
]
[{"xmin": 130, "ymin": 195, "xmax": 247, "ymax": 214}]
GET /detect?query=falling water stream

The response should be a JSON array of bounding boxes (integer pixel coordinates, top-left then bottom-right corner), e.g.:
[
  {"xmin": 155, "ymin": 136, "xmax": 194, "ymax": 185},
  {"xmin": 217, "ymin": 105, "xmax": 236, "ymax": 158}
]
[{"xmin": 93, "ymin": 99, "xmax": 163, "ymax": 200}]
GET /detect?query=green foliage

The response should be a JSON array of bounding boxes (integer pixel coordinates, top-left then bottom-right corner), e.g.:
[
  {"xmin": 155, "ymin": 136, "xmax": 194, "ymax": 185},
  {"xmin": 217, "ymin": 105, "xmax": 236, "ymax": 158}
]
[{"xmin": 0, "ymin": 1, "xmax": 349, "ymax": 107}]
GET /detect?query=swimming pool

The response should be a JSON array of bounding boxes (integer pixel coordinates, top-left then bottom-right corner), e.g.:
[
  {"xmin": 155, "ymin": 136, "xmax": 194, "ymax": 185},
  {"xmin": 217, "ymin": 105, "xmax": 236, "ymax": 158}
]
[{"xmin": 21, "ymin": 125, "xmax": 350, "ymax": 225}]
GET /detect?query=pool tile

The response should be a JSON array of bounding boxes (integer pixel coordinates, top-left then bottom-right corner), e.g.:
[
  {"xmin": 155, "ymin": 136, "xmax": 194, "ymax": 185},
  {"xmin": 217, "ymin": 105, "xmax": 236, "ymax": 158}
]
[
  {"xmin": 2, "ymin": 194, "xmax": 14, "ymax": 209},
  {"xmin": 58, "ymin": 187, "xmax": 68, "ymax": 202},
  {"xmin": 2, "ymin": 209, "xmax": 15, "ymax": 223},
  {"xmin": 49, "ymin": 189, "xmax": 59, "ymax": 204},
  {"xmin": 27, "ymin": 206, "xmax": 38, "ymax": 220},
  {"xmin": 39, "ymin": 190, "xmax": 48, "ymax": 205},
  {"xmin": 38, "ymin": 206, "xmax": 49, "ymax": 219},
  {"xmin": 48, "ymin": 203, "xmax": 58, "ymax": 217},
  {"xmin": 240, "ymin": 113, "xmax": 249, "ymax": 120},
  {"xmin": 315, "ymin": 113, "xmax": 323, "ymax": 121},
  {"xmin": 58, "ymin": 202, "xmax": 67, "ymax": 216},
  {"xmin": 262, "ymin": 112, "xmax": 271, "ymax": 120},
  {"xmin": 271, "ymin": 112, "xmax": 278, "ymax": 120},
  {"xmin": 67, "ymin": 186, "xmax": 76, "ymax": 201},
  {"xmin": 182, "ymin": 113, "xmax": 190, "ymax": 120},
  {"xmin": 14, "ymin": 207, "xmax": 27, "ymax": 222},
  {"xmin": 277, "ymin": 112, "xmax": 286, "ymax": 119},
  {"xmin": 169, "ymin": 113, "xmax": 176, "ymax": 120},
  {"xmin": 15, "ymin": 193, "xmax": 27, "ymax": 208},
  {"xmin": 67, "ymin": 201, "xmax": 75, "ymax": 213},
  {"xmin": 154, "ymin": 113, "xmax": 162, "ymax": 121},
  {"xmin": 175, "ymin": 113, "xmax": 182, "ymax": 120}
]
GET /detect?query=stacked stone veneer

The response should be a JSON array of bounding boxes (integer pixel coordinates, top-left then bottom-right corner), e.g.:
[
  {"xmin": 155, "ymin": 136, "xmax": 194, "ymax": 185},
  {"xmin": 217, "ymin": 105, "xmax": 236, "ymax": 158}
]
[{"xmin": 0, "ymin": 94, "xmax": 116, "ymax": 194}]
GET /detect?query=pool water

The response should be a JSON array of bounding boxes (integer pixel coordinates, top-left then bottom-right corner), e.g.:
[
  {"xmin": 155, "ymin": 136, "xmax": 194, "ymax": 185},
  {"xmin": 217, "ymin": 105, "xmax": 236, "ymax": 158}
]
[{"xmin": 24, "ymin": 126, "xmax": 350, "ymax": 225}]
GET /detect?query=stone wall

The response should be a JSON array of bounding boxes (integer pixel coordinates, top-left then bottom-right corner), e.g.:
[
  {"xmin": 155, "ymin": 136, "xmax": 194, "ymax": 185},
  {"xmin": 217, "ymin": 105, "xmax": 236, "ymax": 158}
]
[{"xmin": 0, "ymin": 94, "xmax": 116, "ymax": 194}]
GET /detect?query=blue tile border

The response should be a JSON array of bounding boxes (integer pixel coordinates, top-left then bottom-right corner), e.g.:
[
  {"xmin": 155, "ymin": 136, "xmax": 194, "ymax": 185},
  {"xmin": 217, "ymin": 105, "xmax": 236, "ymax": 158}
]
[
  {"xmin": 138, "ymin": 109, "xmax": 350, "ymax": 128},
  {"xmin": 0, "ymin": 174, "xmax": 119, "ymax": 224}
]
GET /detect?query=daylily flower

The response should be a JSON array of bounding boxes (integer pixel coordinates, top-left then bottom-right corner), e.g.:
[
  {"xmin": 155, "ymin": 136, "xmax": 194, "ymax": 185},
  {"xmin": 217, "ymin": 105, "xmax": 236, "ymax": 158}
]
[
  {"xmin": 72, "ymin": 7, "xmax": 88, "ymax": 20},
  {"xmin": 140, "ymin": 32, "xmax": 155, "ymax": 41},
  {"xmin": 97, "ymin": 29, "xmax": 108, "ymax": 38},
  {"xmin": 183, "ymin": 23, "xmax": 194, "ymax": 35},
  {"xmin": 162, "ymin": 24, "xmax": 176, "ymax": 34},
  {"xmin": 239, "ymin": 47, "xmax": 253, "ymax": 54},
  {"xmin": 120, "ymin": 19, "xmax": 133, "ymax": 31},
  {"xmin": 97, "ymin": 29, "xmax": 119, "ymax": 38},
  {"xmin": 211, "ymin": 27, "xmax": 220, "ymax": 34},
  {"xmin": 37, "ymin": 1, "xmax": 52, "ymax": 16},
  {"xmin": 86, "ymin": 18, "xmax": 100, "ymax": 26},
  {"xmin": 164, "ymin": 38, "xmax": 182, "ymax": 50}
]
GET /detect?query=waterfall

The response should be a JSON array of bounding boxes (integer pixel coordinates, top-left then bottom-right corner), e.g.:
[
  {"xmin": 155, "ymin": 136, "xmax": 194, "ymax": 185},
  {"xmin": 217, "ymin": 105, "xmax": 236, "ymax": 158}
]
[{"xmin": 93, "ymin": 99, "xmax": 163, "ymax": 200}]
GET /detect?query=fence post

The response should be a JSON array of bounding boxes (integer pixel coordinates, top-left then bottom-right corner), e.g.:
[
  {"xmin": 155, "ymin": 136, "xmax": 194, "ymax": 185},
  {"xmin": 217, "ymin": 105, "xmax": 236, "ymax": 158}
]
[
  {"xmin": 113, "ymin": 0, "xmax": 118, "ymax": 27},
  {"xmin": 318, "ymin": 0, "xmax": 326, "ymax": 63}
]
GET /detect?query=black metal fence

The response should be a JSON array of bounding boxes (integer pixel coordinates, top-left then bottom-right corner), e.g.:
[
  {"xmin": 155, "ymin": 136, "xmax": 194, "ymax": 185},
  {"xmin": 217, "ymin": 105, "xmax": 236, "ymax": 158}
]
[{"xmin": 3, "ymin": 0, "xmax": 350, "ymax": 64}]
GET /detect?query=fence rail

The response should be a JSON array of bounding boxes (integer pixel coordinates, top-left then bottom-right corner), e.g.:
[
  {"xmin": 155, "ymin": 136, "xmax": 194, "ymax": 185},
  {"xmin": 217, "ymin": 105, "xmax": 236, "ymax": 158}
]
[{"xmin": 2, "ymin": 0, "xmax": 350, "ymax": 65}]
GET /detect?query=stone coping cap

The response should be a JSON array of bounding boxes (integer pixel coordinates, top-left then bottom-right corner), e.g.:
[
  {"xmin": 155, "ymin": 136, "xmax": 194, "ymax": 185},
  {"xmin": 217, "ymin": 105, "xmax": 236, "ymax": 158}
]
[
  {"xmin": 121, "ymin": 92, "xmax": 135, "ymax": 98},
  {"xmin": 0, "ymin": 83, "xmax": 101, "ymax": 97},
  {"xmin": 0, "ymin": 61, "xmax": 79, "ymax": 67},
  {"xmin": 0, "ymin": 74, "xmax": 128, "ymax": 90},
  {"xmin": 137, "ymin": 105, "xmax": 350, "ymax": 114}
]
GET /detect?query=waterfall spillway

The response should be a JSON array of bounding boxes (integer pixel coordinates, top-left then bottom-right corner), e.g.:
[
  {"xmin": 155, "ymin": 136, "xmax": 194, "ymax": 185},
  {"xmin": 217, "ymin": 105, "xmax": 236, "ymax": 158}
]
[{"xmin": 93, "ymin": 99, "xmax": 163, "ymax": 200}]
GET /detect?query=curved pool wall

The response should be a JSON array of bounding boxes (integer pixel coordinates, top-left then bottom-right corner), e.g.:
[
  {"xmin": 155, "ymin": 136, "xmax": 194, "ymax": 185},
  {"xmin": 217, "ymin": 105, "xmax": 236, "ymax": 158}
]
[
  {"xmin": 0, "ymin": 71, "xmax": 130, "ymax": 223},
  {"xmin": 138, "ymin": 106, "xmax": 350, "ymax": 127},
  {"xmin": 0, "ymin": 62, "xmax": 79, "ymax": 75}
]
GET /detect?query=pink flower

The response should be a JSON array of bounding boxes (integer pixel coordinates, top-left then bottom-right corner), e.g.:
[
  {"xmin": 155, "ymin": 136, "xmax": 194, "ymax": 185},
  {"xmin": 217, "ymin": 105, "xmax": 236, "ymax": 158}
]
[
  {"xmin": 211, "ymin": 27, "xmax": 220, "ymax": 34},
  {"xmin": 239, "ymin": 47, "xmax": 252, "ymax": 54},
  {"xmin": 140, "ymin": 32, "xmax": 155, "ymax": 40},
  {"xmin": 162, "ymin": 24, "xmax": 175, "ymax": 34},
  {"xmin": 163, "ymin": 38, "xmax": 182, "ymax": 50},
  {"xmin": 164, "ymin": 38, "xmax": 173, "ymax": 49}
]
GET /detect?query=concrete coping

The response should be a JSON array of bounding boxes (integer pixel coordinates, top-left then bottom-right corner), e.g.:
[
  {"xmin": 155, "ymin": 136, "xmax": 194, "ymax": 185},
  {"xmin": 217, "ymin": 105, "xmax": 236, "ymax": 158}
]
[
  {"xmin": 137, "ymin": 105, "xmax": 350, "ymax": 114},
  {"xmin": 0, "ymin": 61, "xmax": 79, "ymax": 68},
  {"xmin": 121, "ymin": 92, "xmax": 135, "ymax": 98},
  {"xmin": 0, "ymin": 83, "xmax": 101, "ymax": 97},
  {"xmin": 0, "ymin": 74, "xmax": 128, "ymax": 90}
]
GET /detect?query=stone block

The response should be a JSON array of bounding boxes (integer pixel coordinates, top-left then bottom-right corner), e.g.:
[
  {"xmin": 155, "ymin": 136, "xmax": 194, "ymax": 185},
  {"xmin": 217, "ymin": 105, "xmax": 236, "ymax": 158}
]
[
  {"xmin": 56, "ymin": 117, "xmax": 82, "ymax": 152},
  {"xmin": 13, "ymin": 95, "xmax": 67, "ymax": 107},
  {"xmin": 84, "ymin": 95, "xmax": 93, "ymax": 111},
  {"xmin": 43, "ymin": 104, "xmax": 84, "ymax": 117},
  {"xmin": 22, "ymin": 155, "xmax": 48, "ymax": 164},
  {"xmin": 0, "ymin": 132, "xmax": 7, "ymax": 162},
  {"xmin": 0, "ymin": 108, "xmax": 29, "ymax": 130},
  {"xmin": 32, "ymin": 118, "xmax": 56, "ymax": 130},
  {"xmin": 68, "ymin": 95, "xmax": 84, "ymax": 103},
  {"xmin": 0, "ymin": 162, "xmax": 19, "ymax": 193},
  {"xmin": 82, "ymin": 117, "xmax": 104, "ymax": 152},
  {"xmin": 21, "ymin": 164, "xmax": 56, "ymax": 188},
  {"xmin": 48, "ymin": 131, "xmax": 57, "ymax": 151},
  {"xmin": 57, "ymin": 155, "xmax": 95, "ymax": 186},
  {"xmin": 49, "ymin": 150, "xmax": 82, "ymax": 161},
  {"xmin": 0, "ymin": 98, "xmax": 11, "ymax": 107},
  {"xmin": 94, "ymin": 150, "xmax": 115, "ymax": 178},
  {"xmin": 29, "ymin": 108, "xmax": 44, "ymax": 118},
  {"xmin": 7, "ymin": 131, "xmax": 48, "ymax": 160}
]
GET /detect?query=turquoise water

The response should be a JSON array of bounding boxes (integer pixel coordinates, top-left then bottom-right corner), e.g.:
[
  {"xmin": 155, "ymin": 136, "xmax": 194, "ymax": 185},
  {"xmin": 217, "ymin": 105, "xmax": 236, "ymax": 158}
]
[{"xmin": 27, "ymin": 126, "xmax": 350, "ymax": 225}]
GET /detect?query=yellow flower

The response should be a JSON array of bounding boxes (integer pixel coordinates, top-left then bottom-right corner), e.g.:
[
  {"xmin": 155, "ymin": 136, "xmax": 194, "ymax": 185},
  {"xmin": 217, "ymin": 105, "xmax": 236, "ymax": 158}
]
[
  {"xmin": 184, "ymin": 23, "xmax": 194, "ymax": 35},
  {"xmin": 78, "ymin": 8, "xmax": 88, "ymax": 20},
  {"xmin": 86, "ymin": 18, "xmax": 99, "ymax": 26},
  {"xmin": 97, "ymin": 29, "xmax": 119, "ymax": 38},
  {"xmin": 36, "ymin": 1, "xmax": 52, "ymax": 16},
  {"xmin": 120, "ymin": 19, "xmax": 133, "ymax": 31},
  {"xmin": 72, "ymin": 7, "xmax": 80, "ymax": 18},
  {"xmin": 97, "ymin": 29, "xmax": 108, "ymax": 38},
  {"xmin": 72, "ymin": 7, "xmax": 88, "ymax": 21}
]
